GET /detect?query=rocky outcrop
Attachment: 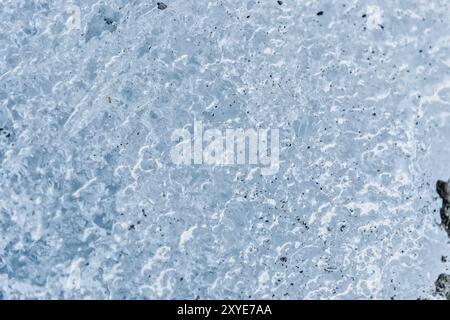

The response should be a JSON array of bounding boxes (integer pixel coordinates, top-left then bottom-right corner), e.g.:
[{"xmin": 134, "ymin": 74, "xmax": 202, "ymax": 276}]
[
  {"xmin": 435, "ymin": 274, "xmax": 450, "ymax": 300},
  {"xmin": 436, "ymin": 180, "xmax": 450, "ymax": 236},
  {"xmin": 435, "ymin": 180, "xmax": 450, "ymax": 300}
]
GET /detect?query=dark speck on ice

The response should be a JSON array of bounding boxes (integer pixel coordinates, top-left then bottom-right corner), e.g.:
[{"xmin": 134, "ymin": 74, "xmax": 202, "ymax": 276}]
[
  {"xmin": 317, "ymin": 11, "xmax": 324, "ymax": 16},
  {"xmin": 157, "ymin": 2, "xmax": 167, "ymax": 10},
  {"xmin": 104, "ymin": 18, "xmax": 114, "ymax": 25}
]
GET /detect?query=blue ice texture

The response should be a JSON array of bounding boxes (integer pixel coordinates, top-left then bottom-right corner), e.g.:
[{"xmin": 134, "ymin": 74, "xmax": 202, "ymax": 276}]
[{"xmin": 0, "ymin": 0, "xmax": 449, "ymax": 299}]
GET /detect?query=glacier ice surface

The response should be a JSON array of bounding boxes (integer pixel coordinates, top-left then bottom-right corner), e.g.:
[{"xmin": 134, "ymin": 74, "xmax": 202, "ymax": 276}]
[{"xmin": 0, "ymin": 0, "xmax": 450, "ymax": 299}]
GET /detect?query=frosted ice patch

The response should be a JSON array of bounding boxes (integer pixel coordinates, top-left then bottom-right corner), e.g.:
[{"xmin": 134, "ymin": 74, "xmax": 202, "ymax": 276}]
[{"xmin": 366, "ymin": 5, "xmax": 384, "ymax": 30}]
